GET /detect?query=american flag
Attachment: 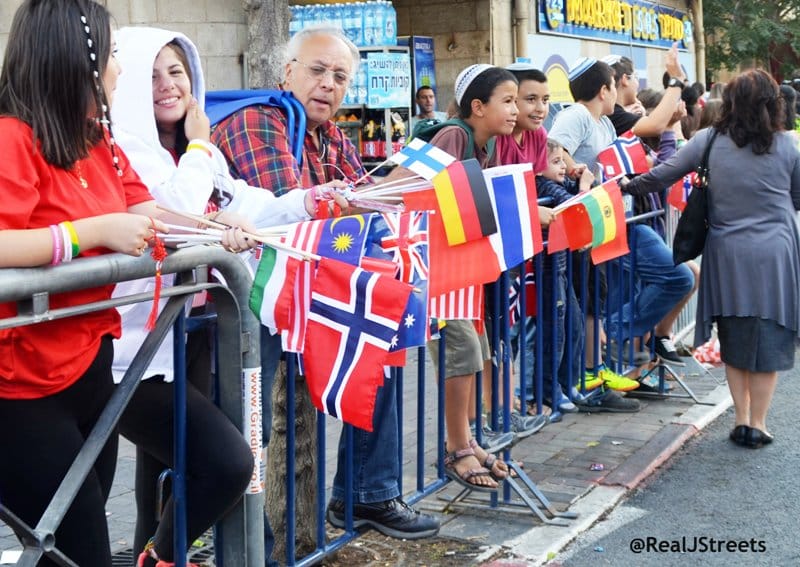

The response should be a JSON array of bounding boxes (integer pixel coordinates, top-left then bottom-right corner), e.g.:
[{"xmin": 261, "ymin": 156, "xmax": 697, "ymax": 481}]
[{"xmin": 430, "ymin": 284, "xmax": 484, "ymax": 321}]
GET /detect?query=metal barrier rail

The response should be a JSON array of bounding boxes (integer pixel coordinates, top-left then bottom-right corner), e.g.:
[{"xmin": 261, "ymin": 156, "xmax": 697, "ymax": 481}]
[
  {"xmin": 278, "ymin": 203, "xmax": 700, "ymax": 565},
  {"xmin": 0, "ymin": 247, "xmax": 264, "ymax": 567}
]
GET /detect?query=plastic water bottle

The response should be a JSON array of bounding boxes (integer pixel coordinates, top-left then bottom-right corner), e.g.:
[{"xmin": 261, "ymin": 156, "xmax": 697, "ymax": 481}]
[
  {"xmin": 363, "ymin": 2, "xmax": 375, "ymax": 46},
  {"xmin": 384, "ymin": 1, "xmax": 397, "ymax": 46},
  {"xmin": 373, "ymin": 1, "xmax": 385, "ymax": 46},
  {"xmin": 289, "ymin": 5, "xmax": 302, "ymax": 37},
  {"xmin": 305, "ymin": 4, "xmax": 318, "ymax": 27}
]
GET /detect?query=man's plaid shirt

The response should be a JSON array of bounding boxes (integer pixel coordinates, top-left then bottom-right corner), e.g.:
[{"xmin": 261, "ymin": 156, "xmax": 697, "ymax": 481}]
[{"xmin": 211, "ymin": 105, "xmax": 366, "ymax": 195}]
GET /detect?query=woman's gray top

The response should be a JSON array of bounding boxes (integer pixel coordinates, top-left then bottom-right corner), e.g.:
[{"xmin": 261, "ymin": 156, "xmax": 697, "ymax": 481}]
[{"xmin": 624, "ymin": 127, "xmax": 800, "ymax": 347}]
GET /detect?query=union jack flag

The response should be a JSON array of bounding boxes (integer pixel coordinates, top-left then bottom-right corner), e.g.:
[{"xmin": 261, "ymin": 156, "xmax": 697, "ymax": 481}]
[
  {"xmin": 596, "ymin": 130, "xmax": 649, "ymax": 181},
  {"xmin": 379, "ymin": 211, "xmax": 429, "ymax": 282},
  {"xmin": 508, "ymin": 262, "xmax": 537, "ymax": 326},
  {"xmin": 303, "ymin": 258, "xmax": 412, "ymax": 430}
]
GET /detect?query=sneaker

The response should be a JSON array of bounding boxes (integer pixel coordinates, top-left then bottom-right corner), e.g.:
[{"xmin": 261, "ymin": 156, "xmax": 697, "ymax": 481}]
[
  {"xmin": 576, "ymin": 389, "xmax": 641, "ymax": 413},
  {"xmin": 608, "ymin": 338, "xmax": 652, "ymax": 367},
  {"xmin": 573, "ymin": 374, "xmax": 604, "ymax": 393},
  {"xmin": 507, "ymin": 411, "xmax": 548, "ymax": 438},
  {"xmin": 654, "ymin": 336, "xmax": 686, "ymax": 366},
  {"xmin": 588, "ymin": 365, "xmax": 640, "ymax": 392},
  {"xmin": 469, "ymin": 421, "xmax": 516, "ymax": 452},
  {"xmin": 137, "ymin": 551, "xmax": 199, "ymax": 567},
  {"xmin": 326, "ymin": 497, "xmax": 440, "ymax": 540}
]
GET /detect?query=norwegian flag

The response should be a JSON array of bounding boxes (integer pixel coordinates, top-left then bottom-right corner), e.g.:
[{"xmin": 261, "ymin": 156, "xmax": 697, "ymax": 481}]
[
  {"xmin": 303, "ymin": 258, "xmax": 412, "ymax": 431},
  {"xmin": 508, "ymin": 261, "xmax": 537, "ymax": 326},
  {"xmin": 667, "ymin": 172, "xmax": 698, "ymax": 212},
  {"xmin": 596, "ymin": 130, "xmax": 649, "ymax": 180}
]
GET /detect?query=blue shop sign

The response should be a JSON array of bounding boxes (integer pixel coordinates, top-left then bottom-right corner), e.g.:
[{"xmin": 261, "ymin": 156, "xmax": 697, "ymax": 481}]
[
  {"xmin": 367, "ymin": 52, "xmax": 412, "ymax": 108},
  {"xmin": 538, "ymin": 0, "xmax": 693, "ymax": 50}
]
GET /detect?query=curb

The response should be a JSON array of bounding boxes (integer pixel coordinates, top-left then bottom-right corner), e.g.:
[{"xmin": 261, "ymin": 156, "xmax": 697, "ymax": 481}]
[{"xmin": 484, "ymin": 381, "xmax": 732, "ymax": 566}]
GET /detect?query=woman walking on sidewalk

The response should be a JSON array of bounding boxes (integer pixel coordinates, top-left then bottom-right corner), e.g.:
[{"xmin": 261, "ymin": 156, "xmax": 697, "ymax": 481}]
[{"xmin": 623, "ymin": 69, "xmax": 800, "ymax": 448}]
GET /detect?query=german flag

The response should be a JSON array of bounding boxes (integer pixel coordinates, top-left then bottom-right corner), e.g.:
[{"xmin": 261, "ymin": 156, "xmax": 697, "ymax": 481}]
[{"xmin": 432, "ymin": 159, "xmax": 497, "ymax": 245}]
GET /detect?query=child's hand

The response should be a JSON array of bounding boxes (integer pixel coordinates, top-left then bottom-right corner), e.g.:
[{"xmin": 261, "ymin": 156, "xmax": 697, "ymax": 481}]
[
  {"xmin": 538, "ymin": 205, "xmax": 556, "ymax": 227},
  {"xmin": 578, "ymin": 168, "xmax": 595, "ymax": 192},
  {"xmin": 569, "ymin": 163, "xmax": 588, "ymax": 179}
]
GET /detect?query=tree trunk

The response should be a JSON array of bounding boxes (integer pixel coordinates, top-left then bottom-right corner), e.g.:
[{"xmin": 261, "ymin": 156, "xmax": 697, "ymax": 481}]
[
  {"xmin": 264, "ymin": 361, "xmax": 318, "ymax": 563},
  {"xmin": 243, "ymin": 0, "xmax": 290, "ymax": 88},
  {"xmin": 243, "ymin": 2, "xmax": 317, "ymax": 561}
]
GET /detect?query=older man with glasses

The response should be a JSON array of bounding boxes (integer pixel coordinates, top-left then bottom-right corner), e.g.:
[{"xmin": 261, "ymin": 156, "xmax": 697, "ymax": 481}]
[{"xmin": 211, "ymin": 26, "xmax": 440, "ymax": 558}]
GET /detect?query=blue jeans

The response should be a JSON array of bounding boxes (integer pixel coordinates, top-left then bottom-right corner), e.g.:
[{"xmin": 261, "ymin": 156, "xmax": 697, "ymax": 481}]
[
  {"xmin": 605, "ymin": 224, "xmax": 694, "ymax": 341},
  {"xmin": 332, "ymin": 375, "xmax": 400, "ymax": 504}
]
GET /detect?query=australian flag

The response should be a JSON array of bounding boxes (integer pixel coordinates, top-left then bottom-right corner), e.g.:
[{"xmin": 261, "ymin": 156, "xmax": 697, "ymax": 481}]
[{"xmin": 364, "ymin": 211, "xmax": 430, "ymax": 351}]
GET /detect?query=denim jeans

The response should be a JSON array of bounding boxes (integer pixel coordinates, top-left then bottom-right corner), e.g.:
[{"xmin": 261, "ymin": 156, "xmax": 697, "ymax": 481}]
[
  {"xmin": 605, "ymin": 224, "xmax": 694, "ymax": 341},
  {"xmin": 332, "ymin": 373, "xmax": 400, "ymax": 504},
  {"xmin": 518, "ymin": 258, "xmax": 584, "ymax": 402}
]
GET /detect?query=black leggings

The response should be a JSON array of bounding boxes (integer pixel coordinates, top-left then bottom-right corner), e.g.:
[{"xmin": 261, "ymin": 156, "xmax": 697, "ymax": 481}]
[
  {"xmin": 0, "ymin": 336, "xmax": 118, "ymax": 567},
  {"xmin": 118, "ymin": 329, "xmax": 253, "ymax": 562}
]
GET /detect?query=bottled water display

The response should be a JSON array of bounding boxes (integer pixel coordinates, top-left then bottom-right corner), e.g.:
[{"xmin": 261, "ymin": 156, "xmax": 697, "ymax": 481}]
[{"xmin": 290, "ymin": 1, "xmax": 397, "ymax": 47}]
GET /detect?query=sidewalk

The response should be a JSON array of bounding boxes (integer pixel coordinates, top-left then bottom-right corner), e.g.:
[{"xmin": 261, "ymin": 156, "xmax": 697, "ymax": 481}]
[{"xmin": 0, "ymin": 353, "xmax": 729, "ymax": 566}]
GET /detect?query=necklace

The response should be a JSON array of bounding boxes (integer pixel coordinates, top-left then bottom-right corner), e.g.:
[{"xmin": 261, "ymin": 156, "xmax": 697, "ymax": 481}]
[{"xmin": 73, "ymin": 162, "xmax": 88, "ymax": 189}]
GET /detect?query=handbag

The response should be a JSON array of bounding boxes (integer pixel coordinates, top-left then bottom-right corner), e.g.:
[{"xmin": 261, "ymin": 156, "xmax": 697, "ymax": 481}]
[{"xmin": 672, "ymin": 129, "xmax": 719, "ymax": 265}]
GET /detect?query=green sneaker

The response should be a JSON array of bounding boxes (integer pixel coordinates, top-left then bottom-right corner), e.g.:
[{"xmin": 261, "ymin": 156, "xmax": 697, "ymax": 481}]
[{"xmin": 587, "ymin": 365, "xmax": 640, "ymax": 392}]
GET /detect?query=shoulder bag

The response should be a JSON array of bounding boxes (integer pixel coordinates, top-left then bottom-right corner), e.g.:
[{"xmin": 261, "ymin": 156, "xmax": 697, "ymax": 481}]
[{"xmin": 672, "ymin": 129, "xmax": 719, "ymax": 265}]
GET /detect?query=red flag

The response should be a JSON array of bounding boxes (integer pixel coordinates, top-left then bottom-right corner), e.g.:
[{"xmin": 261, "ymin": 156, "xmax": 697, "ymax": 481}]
[
  {"xmin": 596, "ymin": 130, "xmax": 649, "ymax": 180},
  {"xmin": 432, "ymin": 158, "xmax": 497, "ymax": 245},
  {"xmin": 560, "ymin": 203, "xmax": 593, "ymax": 250},
  {"xmin": 303, "ymin": 258, "xmax": 412, "ymax": 431},
  {"xmin": 546, "ymin": 215, "xmax": 570, "ymax": 253},
  {"xmin": 404, "ymin": 187, "xmax": 501, "ymax": 297},
  {"xmin": 667, "ymin": 173, "xmax": 697, "ymax": 212},
  {"xmin": 590, "ymin": 183, "xmax": 629, "ymax": 265}
]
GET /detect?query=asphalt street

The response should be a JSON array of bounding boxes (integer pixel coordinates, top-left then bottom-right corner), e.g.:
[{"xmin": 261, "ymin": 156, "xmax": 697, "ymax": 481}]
[{"xmin": 554, "ymin": 357, "xmax": 800, "ymax": 567}]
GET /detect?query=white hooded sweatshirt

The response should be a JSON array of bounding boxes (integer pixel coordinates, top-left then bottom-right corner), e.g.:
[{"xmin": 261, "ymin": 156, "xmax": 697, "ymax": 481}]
[{"xmin": 111, "ymin": 27, "xmax": 310, "ymax": 382}]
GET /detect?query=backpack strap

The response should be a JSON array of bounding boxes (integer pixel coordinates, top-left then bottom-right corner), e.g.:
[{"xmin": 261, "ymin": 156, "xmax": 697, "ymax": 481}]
[
  {"xmin": 412, "ymin": 117, "xmax": 495, "ymax": 161},
  {"xmin": 205, "ymin": 89, "xmax": 306, "ymax": 166}
]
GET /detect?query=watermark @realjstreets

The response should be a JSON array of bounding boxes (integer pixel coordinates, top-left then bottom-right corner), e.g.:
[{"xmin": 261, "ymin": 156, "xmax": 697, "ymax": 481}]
[{"xmin": 629, "ymin": 537, "xmax": 766, "ymax": 554}]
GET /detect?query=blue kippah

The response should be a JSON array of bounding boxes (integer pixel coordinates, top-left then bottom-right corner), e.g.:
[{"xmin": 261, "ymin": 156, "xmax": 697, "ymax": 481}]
[{"xmin": 568, "ymin": 57, "xmax": 597, "ymax": 81}]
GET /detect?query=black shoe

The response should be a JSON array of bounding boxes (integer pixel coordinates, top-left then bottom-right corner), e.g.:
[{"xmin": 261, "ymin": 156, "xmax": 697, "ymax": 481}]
[
  {"xmin": 729, "ymin": 425, "xmax": 750, "ymax": 446},
  {"xmin": 326, "ymin": 497, "xmax": 440, "ymax": 539},
  {"xmin": 745, "ymin": 427, "xmax": 774, "ymax": 449},
  {"xmin": 654, "ymin": 336, "xmax": 686, "ymax": 366},
  {"xmin": 608, "ymin": 338, "xmax": 652, "ymax": 366}
]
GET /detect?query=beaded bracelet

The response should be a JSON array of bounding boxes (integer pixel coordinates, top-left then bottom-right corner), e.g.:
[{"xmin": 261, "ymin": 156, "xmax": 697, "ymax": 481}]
[
  {"xmin": 49, "ymin": 224, "xmax": 62, "ymax": 266},
  {"xmin": 61, "ymin": 220, "xmax": 80, "ymax": 258}
]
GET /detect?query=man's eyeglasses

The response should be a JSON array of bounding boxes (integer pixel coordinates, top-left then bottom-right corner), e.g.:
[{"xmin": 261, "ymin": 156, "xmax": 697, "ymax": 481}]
[{"xmin": 292, "ymin": 59, "xmax": 350, "ymax": 86}]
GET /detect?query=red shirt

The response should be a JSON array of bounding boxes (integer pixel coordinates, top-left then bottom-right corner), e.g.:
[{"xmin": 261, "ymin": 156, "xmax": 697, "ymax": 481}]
[{"xmin": 0, "ymin": 118, "xmax": 153, "ymax": 399}]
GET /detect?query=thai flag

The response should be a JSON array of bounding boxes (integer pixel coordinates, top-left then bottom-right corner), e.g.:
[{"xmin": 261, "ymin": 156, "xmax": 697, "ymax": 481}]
[
  {"xmin": 596, "ymin": 130, "xmax": 649, "ymax": 181},
  {"xmin": 483, "ymin": 163, "xmax": 544, "ymax": 272},
  {"xmin": 302, "ymin": 258, "xmax": 412, "ymax": 430},
  {"xmin": 388, "ymin": 137, "xmax": 456, "ymax": 180}
]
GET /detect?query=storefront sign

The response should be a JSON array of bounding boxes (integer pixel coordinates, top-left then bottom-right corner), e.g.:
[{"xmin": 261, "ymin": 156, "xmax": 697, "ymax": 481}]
[
  {"xmin": 367, "ymin": 52, "xmax": 412, "ymax": 108},
  {"xmin": 538, "ymin": 0, "xmax": 693, "ymax": 50}
]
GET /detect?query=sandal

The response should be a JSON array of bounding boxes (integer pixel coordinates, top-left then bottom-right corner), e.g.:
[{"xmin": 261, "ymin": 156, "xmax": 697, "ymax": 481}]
[
  {"xmin": 468, "ymin": 438, "xmax": 511, "ymax": 480},
  {"xmin": 443, "ymin": 447, "xmax": 498, "ymax": 491}
]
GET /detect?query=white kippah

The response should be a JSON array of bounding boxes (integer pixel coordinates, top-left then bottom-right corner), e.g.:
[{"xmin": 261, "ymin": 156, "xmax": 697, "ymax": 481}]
[
  {"xmin": 600, "ymin": 54, "xmax": 623, "ymax": 66},
  {"xmin": 568, "ymin": 57, "xmax": 597, "ymax": 81},
  {"xmin": 454, "ymin": 64, "xmax": 494, "ymax": 105},
  {"xmin": 506, "ymin": 62, "xmax": 538, "ymax": 72}
]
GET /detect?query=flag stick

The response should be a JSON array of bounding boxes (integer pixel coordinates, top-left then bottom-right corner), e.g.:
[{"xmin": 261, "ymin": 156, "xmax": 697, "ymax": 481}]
[{"xmin": 156, "ymin": 205, "xmax": 321, "ymax": 261}]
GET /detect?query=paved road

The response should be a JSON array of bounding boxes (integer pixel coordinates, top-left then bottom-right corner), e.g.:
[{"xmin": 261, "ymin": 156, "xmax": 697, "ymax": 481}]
[{"xmin": 555, "ymin": 360, "xmax": 800, "ymax": 567}]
